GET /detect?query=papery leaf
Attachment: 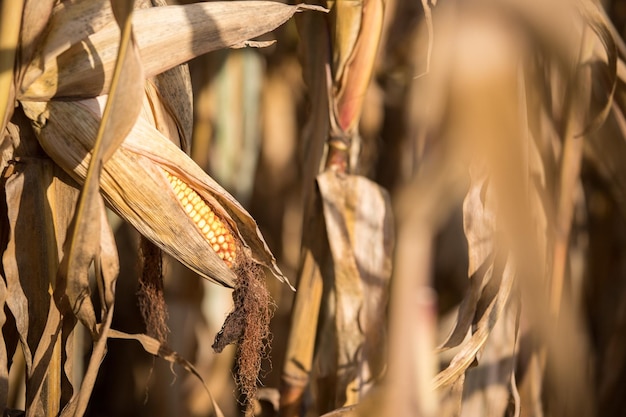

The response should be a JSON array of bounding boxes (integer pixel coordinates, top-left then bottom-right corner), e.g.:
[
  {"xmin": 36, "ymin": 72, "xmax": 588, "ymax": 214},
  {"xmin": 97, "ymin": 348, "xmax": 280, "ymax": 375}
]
[
  {"xmin": 56, "ymin": 0, "xmax": 140, "ymax": 332},
  {"xmin": 19, "ymin": 1, "xmax": 326, "ymax": 100},
  {"xmin": 17, "ymin": 0, "xmax": 55, "ymax": 76},
  {"xmin": 2, "ymin": 117, "xmax": 80, "ymax": 414},
  {"xmin": 317, "ymin": 171, "xmax": 393, "ymax": 405},
  {"xmin": 317, "ymin": 171, "xmax": 393, "ymax": 406}
]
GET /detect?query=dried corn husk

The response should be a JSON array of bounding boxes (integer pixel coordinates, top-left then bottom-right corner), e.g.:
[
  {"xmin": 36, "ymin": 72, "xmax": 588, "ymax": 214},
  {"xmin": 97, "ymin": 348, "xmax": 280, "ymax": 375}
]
[
  {"xmin": 21, "ymin": 98, "xmax": 290, "ymax": 289},
  {"xmin": 19, "ymin": 1, "xmax": 325, "ymax": 100}
]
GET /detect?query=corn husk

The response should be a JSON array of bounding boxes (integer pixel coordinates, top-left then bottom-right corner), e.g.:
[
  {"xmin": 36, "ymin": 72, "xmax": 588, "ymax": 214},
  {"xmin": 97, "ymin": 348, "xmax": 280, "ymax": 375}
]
[
  {"xmin": 21, "ymin": 98, "xmax": 290, "ymax": 289},
  {"xmin": 19, "ymin": 1, "xmax": 325, "ymax": 100}
]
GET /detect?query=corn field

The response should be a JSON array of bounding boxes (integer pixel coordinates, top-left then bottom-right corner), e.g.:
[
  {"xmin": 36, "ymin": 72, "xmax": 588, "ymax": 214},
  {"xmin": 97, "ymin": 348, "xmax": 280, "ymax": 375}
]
[{"xmin": 1, "ymin": 0, "xmax": 626, "ymax": 416}]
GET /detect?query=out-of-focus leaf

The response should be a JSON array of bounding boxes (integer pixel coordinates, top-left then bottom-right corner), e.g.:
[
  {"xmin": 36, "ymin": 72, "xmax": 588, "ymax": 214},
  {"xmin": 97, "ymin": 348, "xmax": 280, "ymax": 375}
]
[
  {"xmin": 320, "ymin": 404, "xmax": 358, "ymax": 417},
  {"xmin": 576, "ymin": 0, "xmax": 616, "ymax": 135},
  {"xmin": 317, "ymin": 171, "xmax": 393, "ymax": 406},
  {"xmin": 438, "ymin": 171, "xmax": 496, "ymax": 351},
  {"xmin": 19, "ymin": 1, "xmax": 326, "ymax": 100},
  {"xmin": 434, "ymin": 256, "xmax": 515, "ymax": 390}
]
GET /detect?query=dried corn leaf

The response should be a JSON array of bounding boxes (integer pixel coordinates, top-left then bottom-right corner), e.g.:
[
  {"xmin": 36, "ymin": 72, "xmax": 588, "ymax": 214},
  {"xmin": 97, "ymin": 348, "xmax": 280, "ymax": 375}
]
[
  {"xmin": 438, "ymin": 172, "xmax": 496, "ymax": 351},
  {"xmin": 2, "ymin": 115, "xmax": 80, "ymax": 415},
  {"xmin": 107, "ymin": 329, "xmax": 226, "ymax": 417},
  {"xmin": 317, "ymin": 171, "xmax": 392, "ymax": 406},
  {"xmin": 459, "ymin": 296, "xmax": 519, "ymax": 417},
  {"xmin": 17, "ymin": 0, "xmax": 55, "ymax": 76},
  {"xmin": 55, "ymin": 0, "xmax": 141, "ymax": 333},
  {"xmin": 19, "ymin": 1, "xmax": 325, "ymax": 100},
  {"xmin": 434, "ymin": 254, "xmax": 514, "ymax": 390}
]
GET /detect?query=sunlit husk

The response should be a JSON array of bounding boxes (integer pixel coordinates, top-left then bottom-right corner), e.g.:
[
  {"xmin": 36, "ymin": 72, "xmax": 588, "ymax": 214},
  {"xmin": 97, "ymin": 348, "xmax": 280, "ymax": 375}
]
[
  {"xmin": 21, "ymin": 98, "xmax": 290, "ymax": 289},
  {"xmin": 19, "ymin": 1, "xmax": 324, "ymax": 100}
]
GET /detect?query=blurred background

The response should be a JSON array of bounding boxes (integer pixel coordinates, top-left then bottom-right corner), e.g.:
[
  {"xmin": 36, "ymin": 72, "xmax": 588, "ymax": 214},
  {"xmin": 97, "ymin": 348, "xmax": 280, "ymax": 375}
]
[{"xmin": 8, "ymin": 0, "xmax": 622, "ymax": 416}]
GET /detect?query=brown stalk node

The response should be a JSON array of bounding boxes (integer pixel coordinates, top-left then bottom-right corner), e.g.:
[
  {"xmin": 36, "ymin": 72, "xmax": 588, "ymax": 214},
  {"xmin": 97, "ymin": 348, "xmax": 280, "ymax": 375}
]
[{"xmin": 212, "ymin": 259, "xmax": 274, "ymax": 415}]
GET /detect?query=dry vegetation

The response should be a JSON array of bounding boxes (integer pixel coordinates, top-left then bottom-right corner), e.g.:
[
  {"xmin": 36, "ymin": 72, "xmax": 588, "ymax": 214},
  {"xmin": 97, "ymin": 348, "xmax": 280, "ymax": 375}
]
[{"xmin": 2, "ymin": 0, "xmax": 626, "ymax": 416}]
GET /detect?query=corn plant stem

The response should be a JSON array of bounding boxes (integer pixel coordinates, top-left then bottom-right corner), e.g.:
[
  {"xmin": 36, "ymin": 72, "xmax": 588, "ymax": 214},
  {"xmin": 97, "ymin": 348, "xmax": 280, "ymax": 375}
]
[
  {"xmin": 0, "ymin": 0, "xmax": 25, "ymax": 131},
  {"xmin": 279, "ymin": 250, "xmax": 324, "ymax": 417}
]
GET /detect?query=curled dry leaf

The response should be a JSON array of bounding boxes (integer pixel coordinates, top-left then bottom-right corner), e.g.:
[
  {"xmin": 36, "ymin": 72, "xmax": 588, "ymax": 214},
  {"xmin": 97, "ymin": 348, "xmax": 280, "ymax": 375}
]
[
  {"xmin": 18, "ymin": 1, "xmax": 327, "ymax": 100},
  {"xmin": 21, "ymin": 97, "xmax": 290, "ymax": 290}
]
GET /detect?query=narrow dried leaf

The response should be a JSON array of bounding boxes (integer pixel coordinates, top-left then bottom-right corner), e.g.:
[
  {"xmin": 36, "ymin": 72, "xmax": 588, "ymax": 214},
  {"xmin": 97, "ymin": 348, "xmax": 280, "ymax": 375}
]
[
  {"xmin": 60, "ymin": 302, "xmax": 114, "ymax": 417},
  {"xmin": 460, "ymin": 297, "xmax": 519, "ymax": 417},
  {"xmin": 107, "ymin": 329, "xmax": 226, "ymax": 417},
  {"xmin": 54, "ymin": 0, "xmax": 139, "ymax": 332},
  {"xmin": 19, "ymin": 1, "xmax": 326, "ymax": 100},
  {"xmin": 1, "ymin": 116, "xmax": 80, "ymax": 414},
  {"xmin": 434, "ymin": 257, "xmax": 515, "ymax": 390},
  {"xmin": 0, "ymin": 0, "xmax": 24, "ymax": 132},
  {"xmin": 438, "ymin": 171, "xmax": 496, "ymax": 351}
]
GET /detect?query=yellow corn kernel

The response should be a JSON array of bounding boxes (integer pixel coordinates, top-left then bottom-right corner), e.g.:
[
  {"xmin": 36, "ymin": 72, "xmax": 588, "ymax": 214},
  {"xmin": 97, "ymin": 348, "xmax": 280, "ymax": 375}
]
[{"xmin": 163, "ymin": 170, "xmax": 237, "ymax": 267}]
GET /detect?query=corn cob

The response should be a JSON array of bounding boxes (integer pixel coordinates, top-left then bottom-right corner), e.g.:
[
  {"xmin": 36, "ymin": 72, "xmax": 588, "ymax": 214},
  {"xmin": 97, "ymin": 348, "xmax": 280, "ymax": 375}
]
[{"xmin": 163, "ymin": 169, "xmax": 237, "ymax": 268}]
